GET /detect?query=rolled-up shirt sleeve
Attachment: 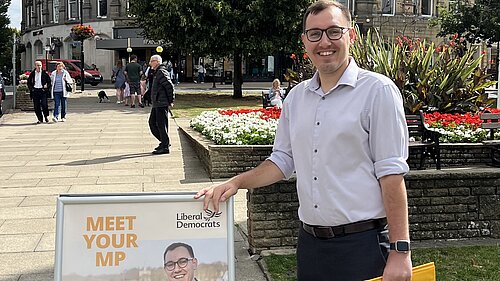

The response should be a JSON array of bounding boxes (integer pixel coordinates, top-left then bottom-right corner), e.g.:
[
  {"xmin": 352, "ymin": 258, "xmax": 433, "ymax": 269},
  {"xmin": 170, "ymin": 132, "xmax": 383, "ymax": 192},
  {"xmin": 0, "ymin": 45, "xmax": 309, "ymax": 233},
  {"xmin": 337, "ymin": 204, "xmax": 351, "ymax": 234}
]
[
  {"xmin": 267, "ymin": 103, "xmax": 295, "ymax": 179},
  {"xmin": 369, "ymin": 83, "xmax": 409, "ymax": 179}
]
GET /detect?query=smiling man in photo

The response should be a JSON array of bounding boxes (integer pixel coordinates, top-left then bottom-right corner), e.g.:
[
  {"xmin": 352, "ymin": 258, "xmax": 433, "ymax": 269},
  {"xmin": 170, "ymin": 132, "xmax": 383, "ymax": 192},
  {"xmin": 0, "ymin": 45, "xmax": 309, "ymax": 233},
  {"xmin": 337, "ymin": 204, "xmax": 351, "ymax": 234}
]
[{"xmin": 163, "ymin": 242, "xmax": 199, "ymax": 281}]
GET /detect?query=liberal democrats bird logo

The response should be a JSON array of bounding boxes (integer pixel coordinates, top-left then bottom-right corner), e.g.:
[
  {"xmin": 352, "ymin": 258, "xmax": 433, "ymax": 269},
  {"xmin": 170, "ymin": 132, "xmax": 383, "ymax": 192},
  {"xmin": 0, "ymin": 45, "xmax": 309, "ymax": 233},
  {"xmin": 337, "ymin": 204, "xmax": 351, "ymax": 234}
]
[{"xmin": 204, "ymin": 209, "xmax": 222, "ymax": 221}]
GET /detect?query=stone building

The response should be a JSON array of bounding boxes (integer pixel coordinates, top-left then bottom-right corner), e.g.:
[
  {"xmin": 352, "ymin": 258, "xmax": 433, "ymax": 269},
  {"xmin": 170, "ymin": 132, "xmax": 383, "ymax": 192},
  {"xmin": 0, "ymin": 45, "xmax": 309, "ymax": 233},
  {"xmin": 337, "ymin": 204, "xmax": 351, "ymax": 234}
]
[
  {"xmin": 20, "ymin": 0, "xmax": 157, "ymax": 81},
  {"xmin": 21, "ymin": 0, "xmax": 496, "ymax": 82}
]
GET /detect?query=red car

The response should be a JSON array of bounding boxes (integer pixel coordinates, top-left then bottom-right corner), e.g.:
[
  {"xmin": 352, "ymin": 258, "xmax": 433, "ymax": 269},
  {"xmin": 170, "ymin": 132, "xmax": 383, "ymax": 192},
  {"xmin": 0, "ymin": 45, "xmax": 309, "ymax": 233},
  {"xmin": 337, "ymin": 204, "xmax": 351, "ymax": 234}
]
[{"xmin": 41, "ymin": 59, "xmax": 103, "ymax": 86}]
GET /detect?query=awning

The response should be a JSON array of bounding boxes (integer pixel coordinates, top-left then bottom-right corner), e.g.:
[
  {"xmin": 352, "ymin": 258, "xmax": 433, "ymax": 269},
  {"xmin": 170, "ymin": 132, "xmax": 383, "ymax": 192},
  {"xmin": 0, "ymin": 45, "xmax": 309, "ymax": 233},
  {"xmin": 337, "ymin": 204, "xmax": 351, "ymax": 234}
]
[{"xmin": 96, "ymin": 38, "xmax": 159, "ymax": 50}]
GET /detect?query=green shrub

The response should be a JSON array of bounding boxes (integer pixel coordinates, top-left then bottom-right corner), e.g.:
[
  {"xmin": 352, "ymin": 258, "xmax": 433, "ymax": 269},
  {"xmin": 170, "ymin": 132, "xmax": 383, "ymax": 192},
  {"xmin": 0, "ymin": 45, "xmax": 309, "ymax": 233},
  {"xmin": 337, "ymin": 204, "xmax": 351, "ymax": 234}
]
[{"xmin": 351, "ymin": 28, "xmax": 497, "ymax": 114}]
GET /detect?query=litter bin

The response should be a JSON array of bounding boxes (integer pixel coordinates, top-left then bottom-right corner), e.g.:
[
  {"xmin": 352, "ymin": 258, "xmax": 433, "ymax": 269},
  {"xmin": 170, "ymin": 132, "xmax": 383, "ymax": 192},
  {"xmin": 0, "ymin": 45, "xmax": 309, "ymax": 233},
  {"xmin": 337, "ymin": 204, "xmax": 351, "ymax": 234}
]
[{"xmin": 224, "ymin": 71, "xmax": 233, "ymax": 85}]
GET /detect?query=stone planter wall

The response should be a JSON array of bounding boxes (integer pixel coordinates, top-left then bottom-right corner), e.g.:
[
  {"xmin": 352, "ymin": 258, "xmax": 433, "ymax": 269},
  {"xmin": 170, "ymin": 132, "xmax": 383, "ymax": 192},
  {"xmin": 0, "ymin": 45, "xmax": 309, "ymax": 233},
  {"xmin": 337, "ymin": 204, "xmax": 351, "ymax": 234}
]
[
  {"xmin": 180, "ymin": 126, "xmax": 495, "ymax": 179},
  {"xmin": 246, "ymin": 169, "xmax": 500, "ymax": 253},
  {"xmin": 15, "ymin": 91, "xmax": 33, "ymax": 111}
]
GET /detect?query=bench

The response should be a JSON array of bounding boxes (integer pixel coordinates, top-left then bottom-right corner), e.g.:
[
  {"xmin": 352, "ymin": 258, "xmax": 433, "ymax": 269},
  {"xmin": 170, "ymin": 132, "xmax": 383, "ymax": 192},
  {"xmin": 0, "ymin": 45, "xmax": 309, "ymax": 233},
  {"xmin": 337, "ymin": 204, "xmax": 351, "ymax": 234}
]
[
  {"xmin": 480, "ymin": 112, "xmax": 500, "ymax": 166},
  {"xmin": 406, "ymin": 111, "xmax": 441, "ymax": 170},
  {"xmin": 262, "ymin": 89, "xmax": 286, "ymax": 108}
]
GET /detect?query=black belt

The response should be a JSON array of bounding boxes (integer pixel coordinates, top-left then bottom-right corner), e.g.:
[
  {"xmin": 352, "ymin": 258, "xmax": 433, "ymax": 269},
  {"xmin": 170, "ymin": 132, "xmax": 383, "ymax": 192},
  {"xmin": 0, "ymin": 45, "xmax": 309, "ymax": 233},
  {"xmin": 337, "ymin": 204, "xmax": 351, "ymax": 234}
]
[{"xmin": 302, "ymin": 218, "xmax": 387, "ymax": 239}]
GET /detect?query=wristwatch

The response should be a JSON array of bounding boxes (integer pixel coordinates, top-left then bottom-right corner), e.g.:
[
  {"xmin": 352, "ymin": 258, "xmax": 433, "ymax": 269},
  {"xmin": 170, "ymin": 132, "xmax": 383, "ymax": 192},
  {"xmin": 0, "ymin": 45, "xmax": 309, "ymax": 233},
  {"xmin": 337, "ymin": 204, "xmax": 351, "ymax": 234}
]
[{"xmin": 389, "ymin": 240, "xmax": 411, "ymax": 253}]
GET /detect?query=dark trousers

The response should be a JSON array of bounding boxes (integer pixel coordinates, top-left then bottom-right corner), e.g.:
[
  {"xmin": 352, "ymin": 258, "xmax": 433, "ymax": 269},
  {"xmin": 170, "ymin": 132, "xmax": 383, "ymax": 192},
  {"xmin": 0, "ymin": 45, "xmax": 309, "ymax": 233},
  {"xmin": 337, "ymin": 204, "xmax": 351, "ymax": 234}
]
[
  {"xmin": 297, "ymin": 225, "xmax": 389, "ymax": 281},
  {"xmin": 148, "ymin": 106, "xmax": 170, "ymax": 148},
  {"xmin": 32, "ymin": 88, "xmax": 49, "ymax": 122}
]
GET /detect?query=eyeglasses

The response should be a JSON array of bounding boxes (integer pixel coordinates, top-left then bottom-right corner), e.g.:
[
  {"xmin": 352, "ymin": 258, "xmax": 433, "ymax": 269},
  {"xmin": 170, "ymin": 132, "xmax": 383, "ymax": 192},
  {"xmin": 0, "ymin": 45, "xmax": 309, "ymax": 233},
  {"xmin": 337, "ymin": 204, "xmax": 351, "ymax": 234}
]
[
  {"xmin": 164, "ymin": 257, "xmax": 194, "ymax": 271},
  {"xmin": 304, "ymin": 26, "xmax": 350, "ymax": 42}
]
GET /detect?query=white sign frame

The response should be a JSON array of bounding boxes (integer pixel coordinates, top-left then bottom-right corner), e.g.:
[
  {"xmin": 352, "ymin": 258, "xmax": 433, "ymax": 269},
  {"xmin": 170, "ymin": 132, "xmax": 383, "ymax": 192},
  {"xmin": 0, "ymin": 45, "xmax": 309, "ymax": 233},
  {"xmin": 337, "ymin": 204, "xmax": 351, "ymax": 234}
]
[{"xmin": 54, "ymin": 192, "xmax": 235, "ymax": 281}]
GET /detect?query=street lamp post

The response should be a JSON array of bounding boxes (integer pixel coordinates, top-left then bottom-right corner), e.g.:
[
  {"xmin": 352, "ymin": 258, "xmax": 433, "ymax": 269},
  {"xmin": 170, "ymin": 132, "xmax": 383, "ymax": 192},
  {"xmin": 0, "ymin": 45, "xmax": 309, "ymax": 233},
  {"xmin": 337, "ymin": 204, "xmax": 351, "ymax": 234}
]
[
  {"xmin": 127, "ymin": 38, "xmax": 132, "ymax": 63},
  {"xmin": 45, "ymin": 45, "xmax": 51, "ymax": 71},
  {"xmin": 156, "ymin": 46, "xmax": 163, "ymax": 55},
  {"xmin": 80, "ymin": 0, "xmax": 85, "ymax": 91}
]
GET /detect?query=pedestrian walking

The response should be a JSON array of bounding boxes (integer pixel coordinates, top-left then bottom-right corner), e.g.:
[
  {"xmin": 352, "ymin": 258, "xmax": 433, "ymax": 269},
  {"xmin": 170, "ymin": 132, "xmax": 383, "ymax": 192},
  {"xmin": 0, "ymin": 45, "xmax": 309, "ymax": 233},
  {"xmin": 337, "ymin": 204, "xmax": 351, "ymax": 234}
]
[
  {"xmin": 147, "ymin": 55, "xmax": 175, "ymax": 155},
  {"xmin": 124, "ymin": 55, "xmax": 144, "ymax": 108},
  {"xmin": 112, "ymin": 60, "xmax": 126, "ymax": 104},
  {"xmin": 50, "ymin": 62, "xmax": 72, "ymax": 122},
  {"xmin": 0, "ymin": 74, "xmax": 5, "ymax": 118},
  {"xmin": 196, "ymin": 1, "xmax": 412, "ymax": 280},
  {"xmin": 27, "ymin": 61, "xmax": 51, "ymax": 124}
]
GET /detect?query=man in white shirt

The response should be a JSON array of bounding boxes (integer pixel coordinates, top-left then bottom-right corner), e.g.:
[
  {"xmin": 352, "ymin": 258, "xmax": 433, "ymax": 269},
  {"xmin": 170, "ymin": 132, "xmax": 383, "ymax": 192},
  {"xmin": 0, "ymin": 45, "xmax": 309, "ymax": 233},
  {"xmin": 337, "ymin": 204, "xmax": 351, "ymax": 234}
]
[
  {"xmin": 27, "ymin": 61, "xmax": 51, "ymax": 124},
  {"xmin": 196, "ymin": 1, "xmax": 412, "ymax": 280}
]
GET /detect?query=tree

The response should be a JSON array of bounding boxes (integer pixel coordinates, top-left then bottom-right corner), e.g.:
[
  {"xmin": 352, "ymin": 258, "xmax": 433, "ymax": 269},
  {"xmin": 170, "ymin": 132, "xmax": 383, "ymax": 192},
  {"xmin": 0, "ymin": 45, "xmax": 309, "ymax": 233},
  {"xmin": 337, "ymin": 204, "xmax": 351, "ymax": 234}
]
[
  {"xmin": 130, "ymin": 0, "xmax": 312, "ymax": 98},
  {"xmin": 0, "ymin": 0, "xmax": 12, "ymax": 71},
  {"xmin": 432, "ymin": 0, "xmax": 500, "ymax": 44}
]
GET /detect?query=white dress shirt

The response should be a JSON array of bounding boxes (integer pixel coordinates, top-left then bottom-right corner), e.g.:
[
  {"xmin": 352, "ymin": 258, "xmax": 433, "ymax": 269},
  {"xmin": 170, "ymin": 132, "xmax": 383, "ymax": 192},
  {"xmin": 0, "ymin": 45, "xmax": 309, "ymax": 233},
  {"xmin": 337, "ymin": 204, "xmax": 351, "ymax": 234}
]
[
  {"xmin": 34, "ymin": 71, "xmax": 43, "ymax": 89},
  {"xmin": 268, "ymin": 58, "xmax": 409, "ymax": 227}
]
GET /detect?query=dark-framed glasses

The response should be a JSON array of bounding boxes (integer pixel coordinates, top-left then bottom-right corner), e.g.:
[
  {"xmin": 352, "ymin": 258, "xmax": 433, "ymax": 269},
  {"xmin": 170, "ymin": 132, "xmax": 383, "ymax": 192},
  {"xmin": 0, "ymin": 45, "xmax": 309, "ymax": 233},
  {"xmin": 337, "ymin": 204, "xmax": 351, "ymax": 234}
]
[
  {"xmin": 305, "ymin": 26, "xmax": 350, "ymax": 42},
  {"xmin": 164, "ymin": 257, "xmax": 194, "ymax": 271}
]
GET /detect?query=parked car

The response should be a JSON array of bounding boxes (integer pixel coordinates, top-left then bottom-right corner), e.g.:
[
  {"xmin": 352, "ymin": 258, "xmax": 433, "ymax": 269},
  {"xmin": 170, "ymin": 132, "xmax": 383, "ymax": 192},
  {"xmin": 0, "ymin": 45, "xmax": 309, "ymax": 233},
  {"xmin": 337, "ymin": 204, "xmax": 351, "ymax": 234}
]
[{"xmin": 41, "ymin": 59, "xmax": 103, "ymax": 86}]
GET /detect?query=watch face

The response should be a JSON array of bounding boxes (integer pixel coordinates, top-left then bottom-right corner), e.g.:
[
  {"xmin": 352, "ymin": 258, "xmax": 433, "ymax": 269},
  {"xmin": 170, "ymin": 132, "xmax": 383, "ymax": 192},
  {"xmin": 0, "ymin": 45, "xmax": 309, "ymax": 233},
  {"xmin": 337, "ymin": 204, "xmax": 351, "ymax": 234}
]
[{"xmin": 396, "ymin": 241, "xmax": 410, "ymax": 252}]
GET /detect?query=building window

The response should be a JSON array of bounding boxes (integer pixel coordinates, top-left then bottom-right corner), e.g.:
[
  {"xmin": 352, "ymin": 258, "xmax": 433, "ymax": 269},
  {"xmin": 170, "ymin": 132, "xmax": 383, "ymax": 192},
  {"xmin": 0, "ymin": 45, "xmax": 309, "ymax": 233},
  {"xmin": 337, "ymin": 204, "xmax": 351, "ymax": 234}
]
[
  {"xmin": 27, "ymin": 5, "xmax": 33, "ymax": 27},
  {"xmin": 97, "ymin": 0, "xmax": 107, "ymax": 18},
  {"xmin": 68, "ymin": 0, "xmax": 79, "ymax": 20},
  {"xmin": 382, "ymin": 0, "xmax": 395, "ymax": 16},
  {"xmin": 53, "ymin": 0, "xmax": 59, "ymax": 23},
  {"xmin": 336, "ymin": 0, "xmax": 356, "ymax": 13},
  {"xmin": 37, "ymin": 1, "xmax": 43, "ymax": 25},
  {"xmin": 421, "ymin": 0, "xmax": 432, "ymax": 16}
]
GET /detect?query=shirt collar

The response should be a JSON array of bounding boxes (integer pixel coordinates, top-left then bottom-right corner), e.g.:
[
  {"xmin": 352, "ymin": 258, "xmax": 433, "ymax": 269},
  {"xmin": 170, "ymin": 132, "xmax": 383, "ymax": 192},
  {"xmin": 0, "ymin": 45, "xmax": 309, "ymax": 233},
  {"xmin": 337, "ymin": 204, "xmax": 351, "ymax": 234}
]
[{"xmin": 306, "ymin": 57, "xmax": 360, "ymax": 94}]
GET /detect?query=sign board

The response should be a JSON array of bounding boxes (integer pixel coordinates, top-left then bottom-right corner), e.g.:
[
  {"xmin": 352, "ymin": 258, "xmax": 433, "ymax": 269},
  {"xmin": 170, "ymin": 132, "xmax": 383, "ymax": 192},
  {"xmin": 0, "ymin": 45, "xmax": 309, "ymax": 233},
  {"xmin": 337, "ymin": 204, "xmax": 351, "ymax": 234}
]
[{"xmin": 55, "ymin": 192, "xmax": 234, "ymax": 281}]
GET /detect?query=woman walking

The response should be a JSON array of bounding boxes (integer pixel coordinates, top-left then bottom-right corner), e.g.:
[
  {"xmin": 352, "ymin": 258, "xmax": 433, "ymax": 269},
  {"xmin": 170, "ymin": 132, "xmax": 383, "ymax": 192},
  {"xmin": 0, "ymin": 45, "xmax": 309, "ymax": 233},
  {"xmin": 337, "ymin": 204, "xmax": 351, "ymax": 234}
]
[
  {"xmin": 50, "ymin": 62, "xmax": 72, "ymax": 122},
  {"xmin": 112, "ymin": 60, "xmax": 126, "ymax": 104}
]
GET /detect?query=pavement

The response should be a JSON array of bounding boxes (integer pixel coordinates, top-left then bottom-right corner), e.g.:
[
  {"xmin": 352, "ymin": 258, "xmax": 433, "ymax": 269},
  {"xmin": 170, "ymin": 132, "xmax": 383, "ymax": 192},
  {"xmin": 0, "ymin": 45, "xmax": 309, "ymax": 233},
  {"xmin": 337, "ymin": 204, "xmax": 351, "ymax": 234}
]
[{"xmin": 0, "ymin": 84, "xmax": 269, "ymax": 280}]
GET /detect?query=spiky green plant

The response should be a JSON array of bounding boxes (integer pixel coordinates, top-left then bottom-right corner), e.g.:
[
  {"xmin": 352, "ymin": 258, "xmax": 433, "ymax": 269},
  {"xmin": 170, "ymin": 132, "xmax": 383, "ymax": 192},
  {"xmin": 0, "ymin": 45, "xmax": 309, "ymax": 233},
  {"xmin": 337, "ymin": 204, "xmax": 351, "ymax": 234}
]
[{"xmin": 351, "ymin": 28, "xmax": 496, "ymax": 113}]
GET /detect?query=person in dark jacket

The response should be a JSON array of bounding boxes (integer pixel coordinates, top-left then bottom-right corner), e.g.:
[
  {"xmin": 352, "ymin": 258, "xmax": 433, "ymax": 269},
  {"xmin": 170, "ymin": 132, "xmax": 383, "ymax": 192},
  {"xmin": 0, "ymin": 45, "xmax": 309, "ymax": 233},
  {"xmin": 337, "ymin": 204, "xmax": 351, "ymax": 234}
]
[
  {"xmin": 27, "ymin": 61, "xmax": 52, "ymax": 124},
  {"xmin": 148, "ymin": 55, "xmax": 175, "ymax": 155}
]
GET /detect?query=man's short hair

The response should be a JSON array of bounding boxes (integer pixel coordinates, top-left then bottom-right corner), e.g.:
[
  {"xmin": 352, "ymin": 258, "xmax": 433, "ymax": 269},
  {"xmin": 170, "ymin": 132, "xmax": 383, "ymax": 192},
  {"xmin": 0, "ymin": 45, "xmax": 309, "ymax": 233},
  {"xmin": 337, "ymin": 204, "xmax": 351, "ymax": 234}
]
[
  {"xmin": 302, "ymin": 0, "xmax": 352, "ymax": 32},
  {"xmin": 130, "ymin": 54, "xmax": 138, "ymax": 61},
  {"xmin": 150, "ymin": 54, "xmax": 163, "ymax": 64},
  {"xmin": 163, "ymin": 242, "xmax": 195, "ymax": 263}
]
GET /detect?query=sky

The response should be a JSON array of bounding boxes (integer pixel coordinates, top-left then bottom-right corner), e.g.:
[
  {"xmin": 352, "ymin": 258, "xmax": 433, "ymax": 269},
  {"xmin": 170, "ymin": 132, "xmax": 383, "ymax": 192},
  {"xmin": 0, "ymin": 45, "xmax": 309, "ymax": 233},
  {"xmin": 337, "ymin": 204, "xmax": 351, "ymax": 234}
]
[{"xmin": 8, "ymin": 0, "xmax": 21, "ymax": 29}]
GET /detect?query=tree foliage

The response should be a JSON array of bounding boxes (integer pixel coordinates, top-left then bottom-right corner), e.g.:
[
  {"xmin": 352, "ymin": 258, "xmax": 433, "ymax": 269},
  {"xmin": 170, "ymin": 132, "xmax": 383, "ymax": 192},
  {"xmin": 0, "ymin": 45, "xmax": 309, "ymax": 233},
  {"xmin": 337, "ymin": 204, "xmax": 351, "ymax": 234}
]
[
  {"xmin": 0, "ymin": 0, "xmax": 12, "ymax": 70},
  {"xmin": 129, "ymin": 0, "xmax": 312, "ymax": 98},
  {"xmin": 432, "ymin": 0, "xmax": 500, "ymax": 44}
]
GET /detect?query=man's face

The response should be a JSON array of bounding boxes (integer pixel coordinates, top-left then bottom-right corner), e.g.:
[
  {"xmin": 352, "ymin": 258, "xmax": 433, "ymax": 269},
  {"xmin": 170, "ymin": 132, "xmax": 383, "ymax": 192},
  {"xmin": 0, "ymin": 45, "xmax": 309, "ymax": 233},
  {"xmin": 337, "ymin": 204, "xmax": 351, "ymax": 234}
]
[
  {"xmin": 35, "ymin": 62, "xmax": 42, "ymax": 72},
  {"xmin": 149, "ymin": 58, "xmax": 159, "ymax": 70},
  {"xmin": 164, "ymin": 247, "xmax": 198, "ymax": 281},
  {"xmin": 301, "ymin": 6, "xmax": 355, "ymax": 75}
]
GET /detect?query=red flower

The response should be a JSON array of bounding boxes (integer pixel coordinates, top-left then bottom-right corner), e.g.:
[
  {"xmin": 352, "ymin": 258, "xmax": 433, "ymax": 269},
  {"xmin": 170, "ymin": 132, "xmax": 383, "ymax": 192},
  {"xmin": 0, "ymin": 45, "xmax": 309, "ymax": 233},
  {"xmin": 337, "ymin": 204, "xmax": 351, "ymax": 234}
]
[
  {"xmin": 290, "ymin": 54, "xmax": 296, "ymax": 60},
  {"xmin": 218, "ymin": 108, "xmax": 282, "ymax": 120},
  {"xmin": 303, "ymin": 53, "xmax": 309, "ymax": 60}
]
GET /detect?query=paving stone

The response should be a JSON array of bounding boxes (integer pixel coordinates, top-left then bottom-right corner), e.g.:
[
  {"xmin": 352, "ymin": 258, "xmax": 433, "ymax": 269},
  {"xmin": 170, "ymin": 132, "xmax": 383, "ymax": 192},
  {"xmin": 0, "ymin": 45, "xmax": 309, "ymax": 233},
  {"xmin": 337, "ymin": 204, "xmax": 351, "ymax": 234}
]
[
  {"xmin": 0, "ymin": 187, "xmax": 69, "ymax": 197},
  {"xmin": 19, "ymin": 196, "xmax": 58, "ymax": 207},
  {"xmin": 0, "ymin": 206, "xmax": 55, "ymax": 220},
  {"xmin": 0, "ymin": 252, "xmax": 54, "ymax": 275},
  {"xmin": 10, "ymin": 171, "xmax": 79, "ymax": 180},
  {"xmin": 0, "ymin": 218, "xmax": 56, "ymax": 234},
  {"xmin": 0, "ymin": 197, "xmax": 23, "ymax": 207},
  {"xmin": 67, "ymin": 183, "xmax": 143, "ymax": 193},
  {"xmin": 19, "ymin": 272, "xmax": 54, "ymax": 281},
  {"xmin": 0, "ymin": 234, "xmax": 42, "ymax": 252},
  {"xmin": 35, "ymin": 233, "xmax": 55, "ymax": 252}
]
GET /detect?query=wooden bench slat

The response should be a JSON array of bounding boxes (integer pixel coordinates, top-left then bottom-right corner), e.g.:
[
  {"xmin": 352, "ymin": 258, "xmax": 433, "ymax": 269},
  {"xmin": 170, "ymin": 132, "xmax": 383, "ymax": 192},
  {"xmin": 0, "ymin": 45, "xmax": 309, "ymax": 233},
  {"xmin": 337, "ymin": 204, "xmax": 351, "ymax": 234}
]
[
  {"xmin": 480, "ymin": 113, "xmax": 500, "ymax": 120},
  {"xmin": 481, "ymin": 123, "xmax": 500, "ymax": 129}
]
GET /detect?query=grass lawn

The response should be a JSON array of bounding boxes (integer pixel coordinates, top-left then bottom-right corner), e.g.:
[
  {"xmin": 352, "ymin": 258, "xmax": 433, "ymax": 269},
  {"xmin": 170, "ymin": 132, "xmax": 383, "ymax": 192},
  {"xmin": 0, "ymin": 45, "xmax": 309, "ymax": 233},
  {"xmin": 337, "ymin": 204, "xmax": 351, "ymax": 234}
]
[
  {"xmin": 264, "ymin": 245, "xmax": 500, "ymax": 281},
  {"xmin": 172, "ymin": 91, "xmax": 262, "ymax": 118}
]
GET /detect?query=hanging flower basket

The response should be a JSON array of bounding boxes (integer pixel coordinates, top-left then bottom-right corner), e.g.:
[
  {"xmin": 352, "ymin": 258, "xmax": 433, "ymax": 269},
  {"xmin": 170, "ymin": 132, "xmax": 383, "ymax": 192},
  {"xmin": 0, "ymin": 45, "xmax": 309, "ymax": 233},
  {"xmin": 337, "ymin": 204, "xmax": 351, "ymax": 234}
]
[{"xmin": 70, "ymin": 24, "xmax": 95, "ymax": 41}]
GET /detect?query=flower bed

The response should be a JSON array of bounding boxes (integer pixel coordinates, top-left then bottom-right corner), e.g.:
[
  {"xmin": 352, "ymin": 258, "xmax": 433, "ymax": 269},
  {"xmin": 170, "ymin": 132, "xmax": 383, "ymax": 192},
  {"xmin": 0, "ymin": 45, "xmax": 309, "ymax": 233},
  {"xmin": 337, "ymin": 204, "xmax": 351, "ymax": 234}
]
[
  {"xmin": 424, "ymin": 109, "xmax": 500, "ymax": 143},
  {"xmin": 190, "ymin": 108, "xmax": 280, "ymax": 145},
  {"xmin": 190, "ymin": 107, "xmax": 500, "ymax": 145}
]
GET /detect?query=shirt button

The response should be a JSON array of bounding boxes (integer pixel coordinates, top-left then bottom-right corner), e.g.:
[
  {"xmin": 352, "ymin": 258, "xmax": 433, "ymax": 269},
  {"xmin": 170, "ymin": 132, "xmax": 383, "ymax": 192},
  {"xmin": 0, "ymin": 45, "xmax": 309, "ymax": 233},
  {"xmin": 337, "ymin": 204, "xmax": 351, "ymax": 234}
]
[
  {"xmin": 314, "ymin": 177, "xmax": 317, "ymax": 180},
  {"xmin": 314, "ymin": 149, "xmax": 318, "ymax": 153},
  {"xmin": 322, "ymin": 97, "xmax": 326, "ymax": 100},
  {"xmin": 314, "ymin": 205, "xmax": 318, "ymax": 208},
  {"xmin": 316, "ymin": 122, "xmax": 320, "ymax": 125}
]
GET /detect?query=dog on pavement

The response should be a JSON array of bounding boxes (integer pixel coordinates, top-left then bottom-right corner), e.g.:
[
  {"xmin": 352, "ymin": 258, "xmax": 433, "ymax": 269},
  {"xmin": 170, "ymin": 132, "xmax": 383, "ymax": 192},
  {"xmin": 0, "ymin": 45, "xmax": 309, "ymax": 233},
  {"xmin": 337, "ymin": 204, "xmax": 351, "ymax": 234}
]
[{"xmin": 98, "ymin": 90, "xmax": 110, "ymax": 103}]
